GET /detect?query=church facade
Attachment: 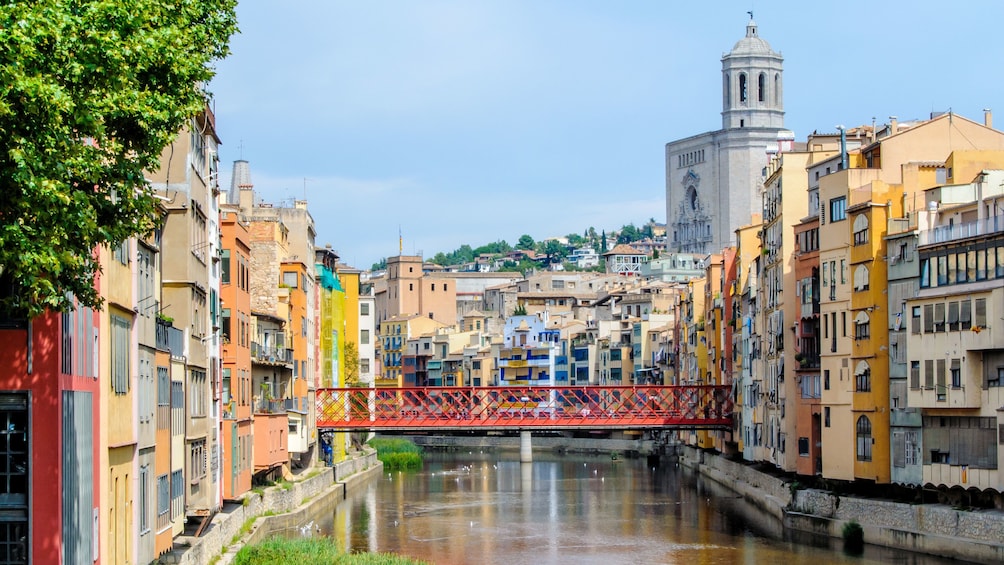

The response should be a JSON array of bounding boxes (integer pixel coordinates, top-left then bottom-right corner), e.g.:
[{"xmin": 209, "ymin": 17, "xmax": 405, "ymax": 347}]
[{"xmin": 666, "ymin": 18, "xmax": 788, "ymax": 254}]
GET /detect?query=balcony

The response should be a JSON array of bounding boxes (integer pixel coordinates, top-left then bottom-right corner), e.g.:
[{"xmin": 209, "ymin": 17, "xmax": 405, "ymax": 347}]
[
  {"xmin": 251, "ymin": 342, "xmax": 293, "ymax": 367},
  {"xmin": 254, "ymin": 397, "xmax": 286, "ymax": 415},
  {"xmin": 284, "ymin": 396, "xmax": 309, "ymax": 414},
  {"xmin": 919, "ymin": 214, "xmax": 1004, "ymax": 247}
]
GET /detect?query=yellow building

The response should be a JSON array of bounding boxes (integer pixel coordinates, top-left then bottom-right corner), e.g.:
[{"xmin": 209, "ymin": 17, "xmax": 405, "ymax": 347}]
[{"xmin": 820, "ymin": 112, "xmax": 1004, "ymax": 484}]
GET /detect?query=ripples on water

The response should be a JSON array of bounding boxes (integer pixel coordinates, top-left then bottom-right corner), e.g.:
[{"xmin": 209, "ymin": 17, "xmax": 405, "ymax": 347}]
[{"xmin": 312, "ymin": 450, "xmax": 964, "ymax": 565}]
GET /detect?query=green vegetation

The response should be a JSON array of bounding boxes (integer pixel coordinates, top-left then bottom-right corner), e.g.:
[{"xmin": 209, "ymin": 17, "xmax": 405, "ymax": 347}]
[
  {"xmin": 0, "ymin": 1, "xmax": 238, "ymax": 318},
  {"xmin": 234, "ymin": 537, "xmax": 428, "ymax": 565},
  {"xmin": 367, "ymin": 438, "xmax": 422, "ymax": 471},
  {"xmin": 841, "ymin": 520, "xmax": 864, "ymax": 554},
  {"xmin": 420, "ymin": 220, "xmax": 660, "ymax": 270}
]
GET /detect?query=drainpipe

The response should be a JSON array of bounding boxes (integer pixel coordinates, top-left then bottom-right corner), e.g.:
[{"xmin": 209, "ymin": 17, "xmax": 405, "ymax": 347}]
[{"xmin": 837, "ymin": 125, "xmax": 848, "ymax": 170}]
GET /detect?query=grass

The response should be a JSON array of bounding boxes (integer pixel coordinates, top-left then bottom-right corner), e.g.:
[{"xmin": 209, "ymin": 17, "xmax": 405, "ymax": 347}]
[
  {"xmin": 233, "ymin": 536, "xmax": 429, "ymax": 565},
  {"xmin": 367, "ymin": 438, "xmax": 423, "ymax": 471}
]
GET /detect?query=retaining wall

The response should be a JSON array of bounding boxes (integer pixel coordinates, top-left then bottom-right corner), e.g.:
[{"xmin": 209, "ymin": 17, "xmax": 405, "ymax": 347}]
[
  {"xmin": 163, "ymin": 449, "xmax": 381, "ymax": 565},
  {"xmin": 682, "ymin": 446, "xmax": 1004, "ymax": 564},
  {"xmin": 405, "ymin": 434, "xmax": 656, "ymax": 455}
]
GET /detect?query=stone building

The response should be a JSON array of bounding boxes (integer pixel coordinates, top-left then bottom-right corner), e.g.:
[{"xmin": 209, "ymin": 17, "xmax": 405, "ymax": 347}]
[{"xmin": 665, "ymin": 17, "xmax": 788, "ymax": 254}]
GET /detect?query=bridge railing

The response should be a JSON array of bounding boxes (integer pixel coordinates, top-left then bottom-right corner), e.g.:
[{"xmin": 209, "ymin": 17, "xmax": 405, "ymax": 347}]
[{"xmin": 316, "ymin": 385, "xmax": 732, "ymax": 430}]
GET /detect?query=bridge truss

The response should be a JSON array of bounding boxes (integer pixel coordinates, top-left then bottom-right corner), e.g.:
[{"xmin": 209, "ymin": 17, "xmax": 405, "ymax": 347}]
[{"xmin": 316, "ymin": 385, "xmax": 732, "ymax": 431}]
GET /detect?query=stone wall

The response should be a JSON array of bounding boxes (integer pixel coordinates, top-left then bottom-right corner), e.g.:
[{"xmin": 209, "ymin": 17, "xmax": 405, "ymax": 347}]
[
  {"xmin": 685, "ymin": 447, "xmax": 1004, "ymax": 563},
  {"xmin": 164, "ymin": 450, "xmax": 381, "ymax": 565}
]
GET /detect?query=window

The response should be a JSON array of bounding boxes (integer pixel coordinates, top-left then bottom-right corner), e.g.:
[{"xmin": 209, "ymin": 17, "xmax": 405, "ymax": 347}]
[
  {"xmin": 170, "ymin": 469, "xmax": 184, "ymax": 519},
  {"xmin": 112, "ymin": 314, "xmax": 130, "ymax": 394},
  {"xmin": 989, "ymin": 367, "xmax": 1003, "ymax": 388},
  {"xmin": 840, "ymin": 259, "xmax": 846, "ymax": 284},
  {"xmin": 852, "ymin": 214, "xmax": 869, "ymax": 245},
  {"xmin": 360, "ymin": 303, "xmax": 370, "ymax": 316},
  {"xmin": 855, "ymin": 361, "xmax": 871, "ymax": 392},
  {"xmin": 360, "ymin": 359, "xmax": 370, "ymax": 374},
  {"xmin": 739, "ymin": 72, "xmax": 747, "ymax": 103},
  {"xmin": 948, "ymin": 301, "xmax": 959, "ymax": 331},
  {"xmin": 114, "ymin": 240, "xmax": 129, "ymax": 265},
  {"xmin": 853, "ymin": 265, "xmax": 869, "ymax": 291},
  {"xmin": 757, "ymin": 72, "xmax": 766, "ymax": 102},
  {"xmin": 854, "ymin": 311, "xmax": 870, "ymax": 340},
  {"xmin": 221, "ymin": 249, "xmax": 231, "ymax": 284},
  {"xmin": 934, "ymin": 302, "xmax": 945, "ymax": 332},
  {"xmin": 924, "ymin": 304, "xmax": 934, "ymax": 333},
  {"xmin": 911, "ymin": 306, "xmax": 921, "ymax": 334},
  {"xmin": 829, "ymin": 197, "xmax": 847, "ymax": 222},
  {"xmin": 221, "ymin": 308, "xmax": 231, "ymax": 342},
  {"xmin": 910, "ymin": 361, "xmax": 920, "ymax": 389},
  {"xmin": 824, "ymin": 407, "xmax": 830, "ymax": 427},
  {"xmin": 824, "ymin": 369, "xmax": 830, "ymax": 390},
  {"xmin": 189, "ymin": 369, "xmax": 206, "ymax": 417},
  {"xmin": 0, "ymin": 393, "xmax": 28, "ymax": 561},
  {"xmin": 139, "ymin": 464, "xmax": 150, "ymax": 533},
  {"xmin": 190, "ymin": 440, "xmax": 206, "ymax": 481},
  {"xmin": 157, "ymin": 474, "xmax": 170, "ymax": 528},
  {"xmin": 856, "ymin": 416, "xmax": 872, "ymax": 461},
  {"xmin": 282, "ymin": 271, "xmax": 298, "ymax": 288},
  {"xmin": 951, "ymin": 359, "xmax": 961, "ymax": 388},
  {"xmin": 960, "ymin": 299, "xmax": 972, "ymax": 330},
  {"xmin": 360, "ymin": 329, "xmax": 370, "ymax": 345},
  {"xmin": 975, "ymin": 298, "xmax": 987, "ymax": 327},
  {"xmin": 798, "ymin": 437, "xmax": 810, "ymax": 456}
]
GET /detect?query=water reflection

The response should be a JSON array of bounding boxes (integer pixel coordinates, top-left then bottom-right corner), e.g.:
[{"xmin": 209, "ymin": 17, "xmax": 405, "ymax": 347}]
[{"xmin": 319, "ymin": 451, "xmax": 960, "ymax": 565}]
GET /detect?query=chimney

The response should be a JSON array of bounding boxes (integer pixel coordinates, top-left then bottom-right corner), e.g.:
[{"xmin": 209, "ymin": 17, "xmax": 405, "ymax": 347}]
[
  {"xmin": 889, "ymin": 116, "xmax": 898, "ymax": 135},
  {"xmin": 984, "ymin": 108, "xmax": 993, "ymax": 129}
]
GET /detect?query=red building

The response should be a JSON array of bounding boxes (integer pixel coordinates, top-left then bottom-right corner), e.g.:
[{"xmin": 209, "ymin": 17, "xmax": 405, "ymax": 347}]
[{"xmin": 0, "ymin": 300, "xmax": 101, "ymax": 564}]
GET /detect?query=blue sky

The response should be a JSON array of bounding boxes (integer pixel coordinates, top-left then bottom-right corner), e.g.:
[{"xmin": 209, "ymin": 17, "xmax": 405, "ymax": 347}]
[{"xmin": 210, "ymin": 1, "xmax": 1004, "ymax": 269}]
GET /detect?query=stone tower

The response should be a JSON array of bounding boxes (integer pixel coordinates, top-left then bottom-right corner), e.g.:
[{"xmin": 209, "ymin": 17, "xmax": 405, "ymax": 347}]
[
  {"xmin": 666, "ymin": 17, "xmax": 787, "ymax": 254},
  {"xmin": 721, "ymin": 18, "xmax": 784, "ymax": 130}
]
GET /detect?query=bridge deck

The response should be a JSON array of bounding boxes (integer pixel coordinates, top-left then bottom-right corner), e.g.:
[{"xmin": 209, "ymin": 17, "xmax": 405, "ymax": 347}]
[{"xmin": 316, "ymin": 385, "xmax": 732, "ymax": 431}]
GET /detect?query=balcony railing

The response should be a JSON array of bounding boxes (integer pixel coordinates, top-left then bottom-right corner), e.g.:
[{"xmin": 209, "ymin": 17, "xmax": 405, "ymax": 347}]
[
  {"xmin": 251, "ymin": 342, "xmax": 293, "ymax": 365},
  {"xmin": 919, "ymin": 214, "xmax": 1004, "ymax": 247},
  {"xmin": 254, "ymin": 397, "xmax": 286, "ymax": 414}
]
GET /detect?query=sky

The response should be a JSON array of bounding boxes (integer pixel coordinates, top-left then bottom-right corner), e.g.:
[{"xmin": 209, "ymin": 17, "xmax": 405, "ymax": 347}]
[{"xmin": 209, "ymin": 1, "xmax": 1004, "ymax": 270}]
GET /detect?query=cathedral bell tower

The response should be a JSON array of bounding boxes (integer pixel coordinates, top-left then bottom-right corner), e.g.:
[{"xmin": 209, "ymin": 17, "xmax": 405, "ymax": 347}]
[{"xmin": 721, "ymin": 16, "xmax": 784, "ymax": 130}]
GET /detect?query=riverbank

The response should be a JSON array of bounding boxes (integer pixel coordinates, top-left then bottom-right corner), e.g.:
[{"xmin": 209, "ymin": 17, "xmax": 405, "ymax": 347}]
[
  {"xmin": 158, "ymin": 448, "xmax": 382, "ymax": 565},
  {"xmin": 681, "ymin": 446, "xmax": 1004, "ymax": 564}
]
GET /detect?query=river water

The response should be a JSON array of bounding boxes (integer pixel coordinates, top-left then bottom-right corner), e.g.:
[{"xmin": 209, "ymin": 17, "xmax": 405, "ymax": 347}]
[{"xmin": 314, "ymin": 450, "xmax": 962, "ymax": 565}]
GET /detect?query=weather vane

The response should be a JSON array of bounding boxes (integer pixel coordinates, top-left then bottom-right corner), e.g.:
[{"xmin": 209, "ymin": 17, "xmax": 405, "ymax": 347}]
[{"xmin": 747, "ymin": 10, "xmax": 753, "ymax": 20}]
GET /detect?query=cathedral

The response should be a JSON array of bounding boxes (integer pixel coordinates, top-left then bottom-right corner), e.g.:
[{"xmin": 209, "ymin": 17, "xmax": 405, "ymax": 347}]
[{"xmin": 666, "ymin": 17, "xmax": 789, "ymax": 254}]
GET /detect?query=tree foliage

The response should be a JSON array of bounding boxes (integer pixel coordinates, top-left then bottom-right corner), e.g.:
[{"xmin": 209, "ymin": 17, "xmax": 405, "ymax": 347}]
[
  {"xmin": 343, "ymin": 341, "xmax": 360, "ymax": 386},
  {"xmin": 0, "ymin": 0, "xmax": 238, "ymax": 318},
  {"xmin": 516, "ymin": 234, "xmax": 535, "ymax": 250}
]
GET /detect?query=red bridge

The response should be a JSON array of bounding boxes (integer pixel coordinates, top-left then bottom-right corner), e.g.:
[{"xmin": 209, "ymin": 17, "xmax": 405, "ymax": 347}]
[{"xmin": 316, "ymin": 385, "xmax": 732, "ymax": 431}]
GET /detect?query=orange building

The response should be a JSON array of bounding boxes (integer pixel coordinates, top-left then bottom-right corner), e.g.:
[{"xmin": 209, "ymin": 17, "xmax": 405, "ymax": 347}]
[{"xmin": 220, "ymin": 208, "xmax": 253, "ymax": 500}]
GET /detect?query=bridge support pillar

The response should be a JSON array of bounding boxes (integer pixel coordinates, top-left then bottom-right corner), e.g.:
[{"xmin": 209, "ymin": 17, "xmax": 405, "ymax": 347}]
[{"xmin": 519, "ymin": 431, "xmax": 532, "ymax": 463}]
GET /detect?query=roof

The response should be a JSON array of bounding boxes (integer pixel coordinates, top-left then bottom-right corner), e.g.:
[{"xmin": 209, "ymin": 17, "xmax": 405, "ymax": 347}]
[
  {"xmin": 603, "ymin": 244, "xmax": 646, "ymax": 256},
  {"xmin": 727, "ymin": 20, "xmax": 777, "ymax": 57}
]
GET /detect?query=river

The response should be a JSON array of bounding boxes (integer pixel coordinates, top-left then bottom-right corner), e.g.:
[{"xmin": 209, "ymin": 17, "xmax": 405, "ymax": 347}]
[{"xmin": 313, "ymin": 450, "xmax": 963, "ymax": 565}]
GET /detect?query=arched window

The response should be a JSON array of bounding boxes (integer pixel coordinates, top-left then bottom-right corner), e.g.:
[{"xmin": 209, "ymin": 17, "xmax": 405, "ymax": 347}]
[
  {"xmin": 852, "ymin": 214, "xmax": 869, "ymax": 245},
  {"xmin": 854, "ymin": 311, "xmax": 870, "ymax": 342},
  {"xmin": 856, "ymin": 415, "xmax": 872, "ymax": 461},
  {"xmin": 854, "ymin": 359, "xmax": 871, "ymax": 391},
  {"xmin": 724, "ymin": 73, "xmax": 730, "ymax": 106},
  {"xmin": 758, "ymin": 73, "xmax": 766, "ymax": 102},
  {"xmin": 853, "ymin": 264, "xmax": 870, "ymax": 291},
  {"xmin": 739, "ymin": 73, "xmax": 747, "ymax": 103},
  {"xmin": 774, "ymin": 73, "xmax": 781, "ymax": 105}
]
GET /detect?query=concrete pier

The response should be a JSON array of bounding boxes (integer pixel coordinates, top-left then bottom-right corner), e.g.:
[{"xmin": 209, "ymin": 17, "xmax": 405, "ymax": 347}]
[{"xmin": 519, "ymin": 431, "xmax": 532, "ymax": 462}]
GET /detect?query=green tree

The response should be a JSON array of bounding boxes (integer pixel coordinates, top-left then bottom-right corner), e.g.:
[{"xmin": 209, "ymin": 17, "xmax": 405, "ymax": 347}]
[
  {"xmin": 516, "ymin": 234, "xmax": 535, "ymax": 250},
  {"xmin": 371, "ymin": 257, "xmax": 388, "ymax": 271},
  {"xmin": 600, "ymin": 230, "xmax": 608, "ymax": 253},
  {"xmin": 0, "ymin": 1, "xmax": 239, "ymax": 318},
  {"xmin": 542, "ymin": 239, "xmax": 567, "ymax": 263}
]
